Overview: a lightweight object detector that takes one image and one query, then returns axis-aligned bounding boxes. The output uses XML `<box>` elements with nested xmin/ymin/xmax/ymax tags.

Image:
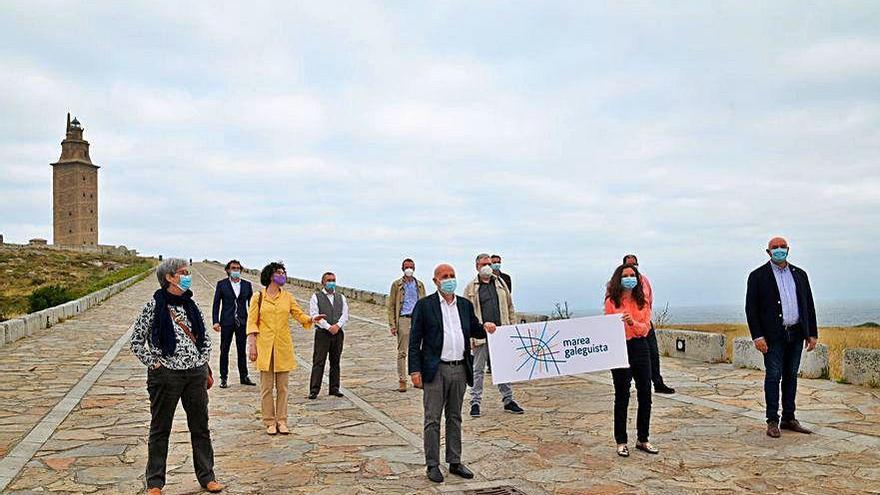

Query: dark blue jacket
<box><xmin>745</xmin><ymin>262</ymin><xmax>818</xmax><ymax>342</ymax></box>
<box><xmin>408</xmin><ymin>292</ymin><xmax>484</xmax><ymax>385</ymax></box>
<box><xmin>212</xmin><ymin>278</ymin><xmax>253</xmax><ymax>327</ymax></box>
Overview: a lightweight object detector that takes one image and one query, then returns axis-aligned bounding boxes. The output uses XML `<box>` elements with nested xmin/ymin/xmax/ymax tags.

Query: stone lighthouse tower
<box><xmin>52</xmin><ymin>113</ymin><xmax>99</xmax><ymax>246</ymax></box>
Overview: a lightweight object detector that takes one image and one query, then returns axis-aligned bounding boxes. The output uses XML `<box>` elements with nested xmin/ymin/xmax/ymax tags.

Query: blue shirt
<box><xmin>771</xmin><ymin>262</ymin><xmax>800</xmax><ymax>326</ymax></box>
<box><xmin>401</xmin><ymin>280</ymin><xmax>418</xmax><ymax>316</ymax></box>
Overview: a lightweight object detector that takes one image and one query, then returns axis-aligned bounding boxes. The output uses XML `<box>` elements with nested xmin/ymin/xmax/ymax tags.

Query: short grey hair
<box><xmin>475</xmin><ymin>253</ymin><xmax>491</xmax><ymax>265</ymax></box>
<box><xmin>157</xmin><ymin>258</ymin><xmax>189</xmax><ymax>289</ymax></box>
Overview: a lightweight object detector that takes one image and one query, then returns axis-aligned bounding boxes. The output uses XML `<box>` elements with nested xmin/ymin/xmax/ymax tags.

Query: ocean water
<box><xmin>532</xmin><ymin>300</ymin><xmax>880</xmax><ymax>327</ymax></box>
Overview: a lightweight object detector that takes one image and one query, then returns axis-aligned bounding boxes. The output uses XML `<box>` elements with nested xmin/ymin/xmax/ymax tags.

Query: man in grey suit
<box><xmin>409</xmin><ymin>263</ymin><xmax>496</xmax><ymax>483</ymax></box>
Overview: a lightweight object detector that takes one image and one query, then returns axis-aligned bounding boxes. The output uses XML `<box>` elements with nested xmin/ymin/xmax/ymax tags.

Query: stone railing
<box><xmin>0</xmin><ymin>268</ymin><xmax>154</xmax><ymax>348</ymax></box>
<box><xmin>843</xmin><ymin>348</ymin><xmax>880</xmax><ymax>387</ymax></box>
<box><xmin>732</xmin><ymin>337</ymin><xmax>830</xmax><ymax>379</ymax></box>
<box><xmin>655</xmin><ymin>328</ymin><xmax>728</xmax><ymax>363</ymax></box>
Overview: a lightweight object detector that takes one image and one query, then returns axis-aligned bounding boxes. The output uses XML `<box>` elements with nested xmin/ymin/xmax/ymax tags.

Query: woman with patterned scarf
<box><xmin>130</xmin><ymin>258</ymin><xmax>224</xmax><ymax>495</ymax></box>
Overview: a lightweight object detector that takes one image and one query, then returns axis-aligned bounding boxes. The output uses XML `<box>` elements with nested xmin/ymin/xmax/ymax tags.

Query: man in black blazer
<box><xmin>409</xmin><ymin>263</ymin><xmax>495</xmax><ymax>484</ymax></box>
<box><xmin>212</xmin><ymin>260</ymin><xmax>255</xmax><ymax>388</ymax></box>
<box><xmin>746</xmin><ymin>237</ymin><xmax>818</xmax><ymax>438</ymax></box>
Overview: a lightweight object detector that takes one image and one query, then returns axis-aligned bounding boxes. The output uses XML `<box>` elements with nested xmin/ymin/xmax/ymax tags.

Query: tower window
<box><xmin>69</xmin><ymin>229</ymin><xmax>72</xmax><ymax>234</ymax></box>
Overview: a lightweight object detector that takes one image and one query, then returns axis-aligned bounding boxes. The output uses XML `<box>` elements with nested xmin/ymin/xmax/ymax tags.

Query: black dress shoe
<box><xmin>426</xmin><ymin>465</ymin><xmax>444</xmax><ymax>483</ymax></box>
<box><xmin>654</xmin><ymin>383</ymin><xmax>675</xmax><ymax>394</ymax></box>
<box><xmin>308</xmin><ymin>393</ymin><xmax>317</xmax><ymax>400</ymax></box>
<box><xmin>219</xmin><ymin>379</ymin><xmax>229</xmax><ymax>389</ymax></box>
<box><xmin>241</xmin><ymin>377</ymin><xmax>256</xmax><ymax>386</ymax></box>
<box><xmin>449</xmin><ymin>463</ymin><xmax>474</xmax><ymax>479</ymax></box>
<box><xmin>330</xmin><ymin>391</ymin><xmax>344</xmax><ymax>397</ymax></box>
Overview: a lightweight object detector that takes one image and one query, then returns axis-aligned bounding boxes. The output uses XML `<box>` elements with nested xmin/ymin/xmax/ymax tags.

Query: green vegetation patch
<box><xmin>0</xmin><ymin>245</ymin><xmax>156</xmax><ymax>320</ymax></box>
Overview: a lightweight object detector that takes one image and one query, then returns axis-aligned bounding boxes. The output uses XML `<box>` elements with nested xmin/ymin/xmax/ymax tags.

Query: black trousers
<box><xmin>309</xmin><ymin>328</ymin><xmax>344</xmax><ymax>395</ymax></box>
<box><xmin>646</xmin><ymin>324</ymin><xmax>666</xmax><ymax>387</ymax></box>
<box><xmin>219</xmin><ymin>323</ymin><xmax>249</xmax><ymax>381</ymax></box>
<box><xmin>611</xmin><ymin>337</ymin><xmax>653</xmax><ymax>444</ymax></box>
<box><xmin>146</xmin><ymin>364</ymin><xmax>215</xmax><ymax>489</ymax></box>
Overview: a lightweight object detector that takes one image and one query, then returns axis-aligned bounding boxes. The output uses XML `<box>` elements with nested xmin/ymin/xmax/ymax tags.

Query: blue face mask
<box><xmin>770</xmin><ymin>248</ymin><xmax>788</xmax><ymax>263</ymax></box>
<box><xmin>621</xmin><ymin>276</ymin><xmax>638</xmax><ymax>290</ymax></box>
<box><xmin>325</xmin><ymin>281</ymin><xmax>337</xmax><ymax>291</ymax></box>
<box><xmin>229</xmin><ymin>271</ymin><xmax>241</xmax><ymax>281</ymax></box>
<box><xmin>491</xmin><ymin>263</ymin><xmax>501</xmax><ymax>271</ymax></box>
<box><xmin>439</xmin><ymin>278</ymin><xmax>457</xmax><ymax>294</ymax></box>
<box><xmin>177</xmin><ymin>274</ymin><xmax>193</xmax><ymax>291</ymax></box>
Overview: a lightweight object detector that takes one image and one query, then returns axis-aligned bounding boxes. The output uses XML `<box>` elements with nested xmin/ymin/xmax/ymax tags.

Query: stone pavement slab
<box><xmin>3</xmin><ymin>263</ymin><xmax>880</xmax><ymax>494</ymax></box>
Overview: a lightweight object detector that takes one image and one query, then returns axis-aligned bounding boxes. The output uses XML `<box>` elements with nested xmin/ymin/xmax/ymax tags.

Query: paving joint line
<box><xmin>0</xmin><ymin>300</ymin><xmax>140</xmax><ymax>491</ymax></box>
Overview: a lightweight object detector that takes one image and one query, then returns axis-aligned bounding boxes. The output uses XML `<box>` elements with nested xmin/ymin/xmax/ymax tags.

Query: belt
<box><xmin>399</xmin><ymin>314</ymin><xmax>412</xmax><ymax>318</ymax></box>
<box><xmin>441</xmin><ymin>360</ymin><xmax>464</xmax><ymax>366</ymax></box>
<box><xmin>784</xmin><ymin>322</ymin><xmax>803</xmax><ymax>331</ymax></box>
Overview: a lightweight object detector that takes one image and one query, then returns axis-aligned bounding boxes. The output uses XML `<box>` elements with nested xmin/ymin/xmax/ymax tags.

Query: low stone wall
<box><xmin>655</xmin><ymin>328</ymin><xmax>727</xmax><ymax>363</ymax></box>
<box><xmin>732</xmin><ymin>337</ymin><xmax>829</xmax><ymax>379</ymax></box>
<box><xmin>843</xmin><ymin>348</ymin><xmax>880</xmax><ymax>387</ymax></box>
<box><xmin>0</xmin><ymin>269</ymin><xmax>154</xmax><ymax>348</ymax></box>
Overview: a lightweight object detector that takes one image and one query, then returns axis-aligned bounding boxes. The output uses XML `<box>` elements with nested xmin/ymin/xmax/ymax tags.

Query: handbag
<box><xmin>169</xmin><ymin>308</ymin><xmax>214</xmax><ymax>389</ymax></box>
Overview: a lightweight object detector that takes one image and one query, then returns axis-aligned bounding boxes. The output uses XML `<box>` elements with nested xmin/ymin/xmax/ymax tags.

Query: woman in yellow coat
<box><xmin>247</xmin><ymin>261</ymin><xmax>324</xmax><ymax>435</ymax></box>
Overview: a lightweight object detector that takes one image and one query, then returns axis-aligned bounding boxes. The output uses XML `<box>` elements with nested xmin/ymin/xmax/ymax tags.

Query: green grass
<box><xmin>0</xmin><ymin>245</ymin><xmax>156</xmax><ymax>320</ymax></box>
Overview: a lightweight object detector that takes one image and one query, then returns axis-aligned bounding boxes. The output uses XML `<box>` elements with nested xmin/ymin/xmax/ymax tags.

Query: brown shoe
<box><xmin>205</xmin><ymin>480</ymin><xmax>224</xmax><ymax>493</ymax></box>
<box><xmin>147</xmin><ymin>488</ymin><xmax>162</xmax><ymax>495</ymax></box>
<box><xmin>277</xmin><ymin>421</ymin><xmax>290</xmax><ymax>435</ymax></box>
<box><xmin>266</xmin><ymin>423</ymin><xmax>278</xmax><ymax>435</ymax></box>
<box><xmin>780</xmin><ymin>419</ymin><xmax>813</xmax><ymax>434</ymax></box>
<box><xmin>398</xmin><ymin>380</ymin><xmax>407</xmax><ymax>392</ymax></box>
<box><xmin>767</xmin><ymin>422</ymin><xmax>781</xmax><ymax>438</ymax></box>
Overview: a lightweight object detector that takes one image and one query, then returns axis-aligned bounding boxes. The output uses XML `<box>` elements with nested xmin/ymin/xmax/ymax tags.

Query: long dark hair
<box><xmin>605</xmin><ymin>263</ymin><xmax>646</xmax><ymax>310</ymax></box>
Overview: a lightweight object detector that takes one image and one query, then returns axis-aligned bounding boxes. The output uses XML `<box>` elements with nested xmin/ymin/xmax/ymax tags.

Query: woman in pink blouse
<box><xmin>604</xmin><ymin>263</ymin><xmax>659</xmax><ymax>457</ymax></box>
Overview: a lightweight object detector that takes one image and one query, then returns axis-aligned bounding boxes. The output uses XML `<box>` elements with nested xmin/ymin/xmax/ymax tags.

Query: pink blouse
<box><xmin>604</xmin><ymin>293</ymin><xmax>652</xmax><ymax>340</ymax></box>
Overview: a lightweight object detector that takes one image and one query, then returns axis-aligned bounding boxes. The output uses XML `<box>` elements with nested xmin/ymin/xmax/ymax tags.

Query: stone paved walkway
<box><xmin>2</xmin><ymin>263</ymin><xmax>879</xmax><ymax>494</ymax></box>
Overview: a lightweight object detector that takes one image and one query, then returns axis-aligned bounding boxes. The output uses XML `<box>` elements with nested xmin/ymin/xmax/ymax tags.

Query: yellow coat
<box><xmin>246</xmin><ymin>289</ymin><xmax>313</xmax><ymax>372</ymax></box>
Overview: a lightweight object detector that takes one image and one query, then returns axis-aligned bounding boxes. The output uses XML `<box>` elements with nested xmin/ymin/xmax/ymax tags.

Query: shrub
<box><xmin>28</xmin><ymin>285</ymin><xmax>73</xmax><ymax>312</ymax></box>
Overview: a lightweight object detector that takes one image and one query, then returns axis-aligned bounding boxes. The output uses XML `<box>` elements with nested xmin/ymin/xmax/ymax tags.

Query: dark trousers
<box><xmin>146</xmin><ymin>364</ymin><xmax>215</xmax><ymax>489</ymax></box>
<box><xmin>646</xmin><ymin>325</ymin><xmax>666</xmax><ymax>387</ymax></box>
<box><xmin>309</xmin><ymin>328</ymin><xmax>344</xmax><ymax>395</ymax></box>
<box><xmin>763</xmin><ymin>326</ymin><xmax>804</xmax><ymax>423</ymax></box>
<box><xmin>423</xmin><ymin>361</ymin><xmax>467</xmax><ymax>467</ymax></box>
<box><xmin>219</xmin><ymin>323</ymin><xmax>249</xmax><ymax>381</ymax></box>
<box><xmin>611</xmin><ymin>337</ymin><xmax>653</xmax><ymax>444</ymax></box>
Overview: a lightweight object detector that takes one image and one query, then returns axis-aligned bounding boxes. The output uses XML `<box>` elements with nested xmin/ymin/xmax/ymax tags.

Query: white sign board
<box><xmin>486</xmin><ymin>314</ymin><xmax>629</xmax><ymax>384</ymax></box>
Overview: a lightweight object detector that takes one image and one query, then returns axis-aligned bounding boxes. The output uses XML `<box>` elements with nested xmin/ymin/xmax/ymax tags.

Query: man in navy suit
<box><xmin>409</xmin><ymin>263</ymin><xmax>495</xmax><ymax>484</ymax></box>
<box><xmin>212</xmin><ymin>260</ymin><xmax>255</xmax><ymax>388</ymax></box>
<box><xmin>746</xmin><ymin>237</ymin><xmax>818</xmax><ymax>438</ymax></box>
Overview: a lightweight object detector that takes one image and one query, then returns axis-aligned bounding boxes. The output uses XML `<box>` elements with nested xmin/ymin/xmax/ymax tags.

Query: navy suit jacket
<box><xmin>212</xmin><ymin>278</ymin><xmax>253</xmax><ymax>327</ymax></box>
<box><xmin>408</xmin><ymin>292</ymin><xmax>485</xmax><ymax>386</ymax></box>
<box><xmin>745</xmin><ymin>261</ymin><xmax>818</xmax><ymax>343</ymax></box>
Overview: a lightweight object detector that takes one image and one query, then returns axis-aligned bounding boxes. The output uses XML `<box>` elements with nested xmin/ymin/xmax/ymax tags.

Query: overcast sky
<box><xmin>2</xmin><ymin>1</ymin><xmax>879</xmax><ymax>312</ymax></box>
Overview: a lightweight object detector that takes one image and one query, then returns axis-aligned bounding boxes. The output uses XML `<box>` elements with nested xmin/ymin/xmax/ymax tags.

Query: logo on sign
<box><xmin>510</xmin><ymin>322</ymin><xmax>566</xmax><ymax>379</ymax></box>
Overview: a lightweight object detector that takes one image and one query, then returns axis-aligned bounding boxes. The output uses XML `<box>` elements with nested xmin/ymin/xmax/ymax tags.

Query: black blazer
<box><xmin>408</xmin><ymin>292</ymin><xmax>485</xmax><ymax>386</ymax></box>
<box><xmin>745</xmin><ymin>262</ymin><xmax>818</xmax><ymax>342</ymax></box>
<box><xmin>212</xmin><ymin>278</ymin><xmax>253</xmax><ymax>327</ymax></box>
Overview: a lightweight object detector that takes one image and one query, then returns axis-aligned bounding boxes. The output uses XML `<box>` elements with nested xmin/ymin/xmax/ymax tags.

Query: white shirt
<box><xmin>309</xmin><ymin>289</ymin><xmax>349</xmax><ymax>330</ymax></box>
<box><xmin>230</xmin><ymin>279</ymin><xmax>241</xmax><ymax>298</ymax></box>
<box><xmin>438</xmin><ymin>294</ymin><xmax>466</xmax><ymax>362</ymax></box>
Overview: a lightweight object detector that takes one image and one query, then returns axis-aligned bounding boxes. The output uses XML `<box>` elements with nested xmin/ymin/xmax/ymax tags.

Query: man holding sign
<box><xmin>409</xmin><ymin>264</ymin><xmax>495</xmax><ymax>483</ymax></box>
<box><xmin>464</xmin><ymin>253</ymin><xmax>525</xmax><ymax>417</ymax></box>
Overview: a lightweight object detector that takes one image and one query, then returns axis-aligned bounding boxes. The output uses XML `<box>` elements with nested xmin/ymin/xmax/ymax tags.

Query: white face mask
<box><xmin>403</xmin><ymin>268</ymin><xmax>414</xmax><ymax>277</ymax></box>
<box><xmin>479</xmin><ymin>265</ymin><xmax>494</xmax><ymax>277</ymax></box>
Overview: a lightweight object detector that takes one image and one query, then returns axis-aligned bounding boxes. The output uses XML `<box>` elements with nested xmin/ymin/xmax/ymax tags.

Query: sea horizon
<box><xmin>522</xmin><ymin>299</ymin><xmax>880</xmax><ymax>327</ymax></box>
